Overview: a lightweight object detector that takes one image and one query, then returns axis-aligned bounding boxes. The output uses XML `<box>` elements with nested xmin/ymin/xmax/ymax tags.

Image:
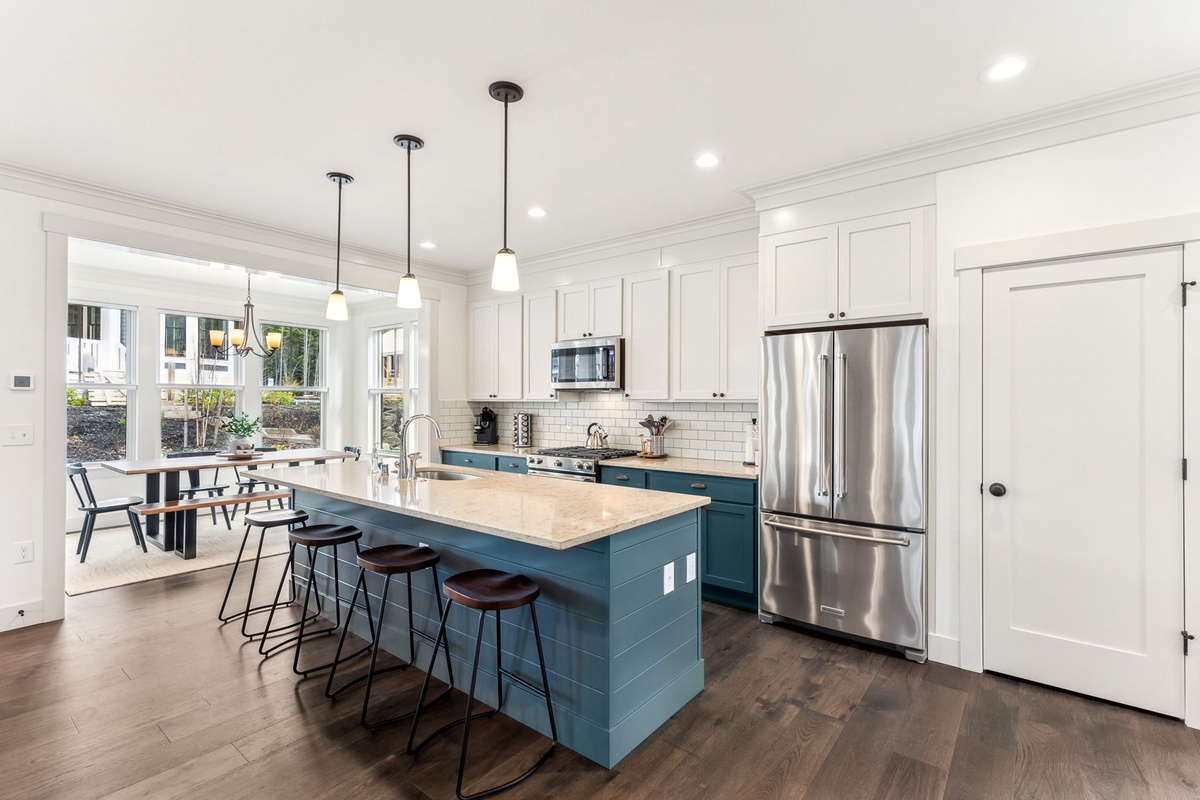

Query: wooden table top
<box><xmin>101</xmin><ymin>448</ymin><xmax>357</xmax><ymax>475</ymax></box>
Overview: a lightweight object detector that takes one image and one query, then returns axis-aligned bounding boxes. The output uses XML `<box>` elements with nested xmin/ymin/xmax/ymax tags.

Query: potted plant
<box><xmin>222</xmin><ymin>412</ymin><xmax>261</xmax><ymax>452</ymax></box>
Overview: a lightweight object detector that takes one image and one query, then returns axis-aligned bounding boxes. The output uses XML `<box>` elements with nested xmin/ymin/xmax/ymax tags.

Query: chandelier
<box><xmin>208</xmin><ymin>274</ymin><xmax>281</xmax><ymax>358</ymax></box>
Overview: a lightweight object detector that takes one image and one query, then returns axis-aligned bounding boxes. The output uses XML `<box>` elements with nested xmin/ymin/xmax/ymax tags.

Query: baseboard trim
<box><xmin>928</xmin><ymin>633</ymin><xmax>963</xmax><ymax>668</ymax></box>
<box><xmin>1</xmin><ymin>600</ymin><xmax>48</xmax><ymax>632</ymax></box>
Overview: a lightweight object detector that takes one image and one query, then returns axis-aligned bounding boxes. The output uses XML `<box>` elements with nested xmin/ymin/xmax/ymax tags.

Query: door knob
<box><xmin>989</xmin><ymin>482</ymin><xmax>1007</xmax><ymax>497</ymax></box>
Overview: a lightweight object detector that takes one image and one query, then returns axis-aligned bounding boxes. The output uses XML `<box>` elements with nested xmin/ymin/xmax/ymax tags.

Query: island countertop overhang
<box><xmin>266</xmin><ymin>461</ymin><xmax>709</xmax><ymax>550</ymax></box>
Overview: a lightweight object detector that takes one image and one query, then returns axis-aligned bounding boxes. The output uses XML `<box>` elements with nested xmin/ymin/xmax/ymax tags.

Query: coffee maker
<box><xmin>473</xmin><ymin>406</ymin><xmax>498</xmax><ymax>446</ymax></box>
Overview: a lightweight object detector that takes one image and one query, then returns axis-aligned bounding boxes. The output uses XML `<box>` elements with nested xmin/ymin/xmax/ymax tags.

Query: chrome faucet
<box><xmin>399</xmin><ymin>414</ymin><xmax>443</xmax><ymax>480</ymax></box>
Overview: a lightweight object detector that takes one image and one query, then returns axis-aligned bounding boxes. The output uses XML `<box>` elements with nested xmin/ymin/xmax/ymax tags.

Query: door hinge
<box><xmin>1184</xmin><ymin>630</ymin><xmax>1195</xmax><ymax>656</ymax></box>
<box><xmin>1184</xmin><ymin>281</ymin><xmax>1197</xmax><ymax>306</ymax></box>
<box><xmin>1185</xmin><ymin>458</ymin><xmax>1189</xmax><ymax>480</ymax></box>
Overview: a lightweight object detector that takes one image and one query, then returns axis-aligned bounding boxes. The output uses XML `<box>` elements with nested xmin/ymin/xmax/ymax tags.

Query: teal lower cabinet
<box><xmin>603</xmin><ymin>465</ymin><xmax>758</xmax><ymax>610</ymax></box>
<box><xmin>497</xmin><ymin>456</ymin><xmax>529</xmax><ymax>474</ymax></box>
<box><xmin>441</xmin><ymin>450</ymin><xmax>505</xmax><ymax>471</ymax></box>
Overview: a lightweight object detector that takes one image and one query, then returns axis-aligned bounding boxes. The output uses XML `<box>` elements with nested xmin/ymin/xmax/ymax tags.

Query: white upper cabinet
<box><xmin>523</xmin><ymin>289</ymin><xmax>559</xmax><ymax>401</ymax></box>
<box><xmin>761</xmin><ymin>207</ymin><xmax>927</xmax><ymax>329</ymax></box>
<box><xmin>623</xmin><ymin>271</ymin><xmax>670</xmax><ymax>400</ymax></box>
<box><xmin>468</xmin><ymin>296</ymin><xmax>523</xmax><ymax>401</ymax></box>
<box><xmin>558</xmin><ymin>277</ymin><xmax>623</xmax><ymax>340</ymax></box>
<box><xmin>672</xmin><ymin>259</ymin><xmax>759</xmax><ymax>401</ymax></box>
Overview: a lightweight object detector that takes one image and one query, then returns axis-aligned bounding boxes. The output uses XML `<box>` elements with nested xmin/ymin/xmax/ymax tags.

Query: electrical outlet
<box><xmin>663</xmin><ymin>563</ymin><xmax>675</xmax><ymax>595</ymax></box>
<box><xmin>14</xmin><ymin>541</ymin><xmax>33</xmax><ymax>563</ymax></box>
<box><xmin>565</xmin><ymin>416</ymin><xmax>574</xmax><ymax>432</ymax></box>
<box><xmin>686</xmin><ymin>552</ymin><xmax>696</xmax><ymax>583</ymax></box>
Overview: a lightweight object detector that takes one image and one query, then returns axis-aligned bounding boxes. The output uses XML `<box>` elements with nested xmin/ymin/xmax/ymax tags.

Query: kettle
<box><xmin>585</xmin><ymin>422</ymin><xmax>609</xmax><ymax>449</ymax></box>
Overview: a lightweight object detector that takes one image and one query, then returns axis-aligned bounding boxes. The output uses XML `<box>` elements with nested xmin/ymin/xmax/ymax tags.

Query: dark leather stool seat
<box><xmin>289</xmin><ymin>524</ymin><xmax>361</xmax><ymax>547</ymax></box>
<box><xmin>244</xmin><ymin>508</ymin><xmax>308</xmax><ymax>528</ymax></box>
<box><xmin>407</xmin><ymin>569</ymin><xmax>558</xmax><ymax>800</ymax></box>
<box><xmin>325</xmin><ymin>542</ymin><xmax>454</xmax><ymax>731</ymax></box>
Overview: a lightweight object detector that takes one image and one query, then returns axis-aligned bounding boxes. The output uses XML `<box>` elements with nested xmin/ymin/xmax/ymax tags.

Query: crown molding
<box><xmin>465</xmin><ymin>206</ymin><xmax>757</xmax><ymax>285</ymax></box>
<box><xmin>742</xmin><ymin>69</ymin><xmax>1200</xmax><ymax>210</ymax></box>
<box><xmin>0</xmin><ymin>160</ymin><xmax>469</xmax><ymax>285</ymax></box>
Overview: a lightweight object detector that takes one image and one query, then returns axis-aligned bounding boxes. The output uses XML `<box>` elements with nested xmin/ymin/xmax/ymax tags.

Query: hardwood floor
<box><xmin>2</xmin><ymin>562</ymin><xmax>1200</xmax><ymax>799</ymax></box>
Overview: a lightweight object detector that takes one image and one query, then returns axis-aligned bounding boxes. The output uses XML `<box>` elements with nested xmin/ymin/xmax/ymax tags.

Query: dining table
<box><xmin>100</xmin><ymin>448</ymin><xmax>357</xmax><ymax>559</ymax></box>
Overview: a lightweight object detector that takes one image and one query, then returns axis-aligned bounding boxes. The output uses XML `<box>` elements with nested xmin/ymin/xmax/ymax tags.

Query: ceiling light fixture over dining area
<box><xmin>208</xmin><ymin>273</ymin><xmax>282</xmax><ymax>357</ymax></box>
<box><xmin>325</xmin><ymin>171</ymin><xmax>354</xmax><ymax>321</ymax></box>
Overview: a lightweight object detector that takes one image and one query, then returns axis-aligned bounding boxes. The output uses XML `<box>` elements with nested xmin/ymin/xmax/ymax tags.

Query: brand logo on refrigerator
<box><xmin>819</xmin><ymin>604</ymin><xmax>846</xmax><ymax>617</ymax></box>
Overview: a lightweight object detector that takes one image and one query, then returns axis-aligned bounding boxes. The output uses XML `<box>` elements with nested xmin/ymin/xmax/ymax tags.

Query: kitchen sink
<box><xmin>415</xmin><ymin>469</ymin><xmax>482</xmax><ymax>481</ymax></box>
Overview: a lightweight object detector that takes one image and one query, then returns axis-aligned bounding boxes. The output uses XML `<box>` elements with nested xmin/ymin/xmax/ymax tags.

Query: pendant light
<box><xmin>393</xmin><ymin>134</ymin><xmax>424</xmax><ymax>309</ymax></box>
<box><xmin>489</xmin><ymin>81</ymin><xmax>523</xmax><ymax>292</ymax></box>
<box><xmin>325</xmin><ymin>171</ymin><xmax>354</xmax><ymax>321</ymax></box>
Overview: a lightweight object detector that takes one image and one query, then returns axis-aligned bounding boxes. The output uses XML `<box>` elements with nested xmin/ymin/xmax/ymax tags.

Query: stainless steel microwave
<box><xmin>550</xmin><ymin>337</ymin><xmax>624</xmax><ymax>391</ymax></box>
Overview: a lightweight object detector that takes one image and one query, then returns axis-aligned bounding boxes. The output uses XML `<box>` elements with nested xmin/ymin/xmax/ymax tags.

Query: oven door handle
<box><xmin>764</xmin><ymin>517</ymin><xmax>910</xmax><ymax>547</ymax></box>
<box><xmin>528</xmin><ymin>469</ymin><xmax>595</xmax><ymax>483</ymax></box>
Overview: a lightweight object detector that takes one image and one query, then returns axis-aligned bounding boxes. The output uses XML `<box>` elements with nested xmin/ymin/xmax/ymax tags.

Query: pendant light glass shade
<box><xmin>492</xmin><ymin>249</ymin><xmax>519</xmax><ymax>292</ymax></box>
<box><xmin>489</xmin><ymin>81</ymin><xmax>523</xmax><ymax>292</ymax></box>
<box><xmin>325</xmin><ymin>172</ymin><xmax>354</xmax><ymax>321</ymax></box>
<box><xmin>396</xmin><ymin>273</ymin><xmax>422</xmax><ymax>308</ymax></box>
<box><xmin>325</xmin><ymin>290</ymin><xmax>349</xmax><ymax>321</ymax></box>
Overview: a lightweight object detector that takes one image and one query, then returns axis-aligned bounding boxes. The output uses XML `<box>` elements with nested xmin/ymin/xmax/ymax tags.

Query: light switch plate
<box><xmin>686</xmin><ymin>552</ymin><xmax>696</xmax><ymax>583</ymax></box>
<box><xmin>2</xmin><ymin>424</ymin><xmax>34</xmax><ymax>446</ymax></box>
<box><xmin>663</xmin><ymin>563</ymin><xmax>675</xmax><ymax>595</ymax></box>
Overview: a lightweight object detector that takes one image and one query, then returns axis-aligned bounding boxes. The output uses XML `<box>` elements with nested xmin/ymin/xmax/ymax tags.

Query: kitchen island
<box><xmin>265</xmin><ymin>461</ymin><xmax>709</xmax><ymax>769</ymax></box>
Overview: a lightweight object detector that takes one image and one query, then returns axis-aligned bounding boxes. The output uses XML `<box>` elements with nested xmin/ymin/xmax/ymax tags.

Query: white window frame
<box><xmin>66</xmin><ymin>300</ymin><xmax>137</xmax><ymax>463</ymax></box>
<box><xmin>156</xmin><ymin>311</ymin><xmax>245</xmax><ymax>455</ymax></box>
<box><xmin>369</xmin><ymin>323</ymin><xmax>417</xmax><ymax>456</ymax></box>
<box><xmin>258</xmin><ymin>321</ymin><xmax>328</xmax><ymax>450</ymax></box>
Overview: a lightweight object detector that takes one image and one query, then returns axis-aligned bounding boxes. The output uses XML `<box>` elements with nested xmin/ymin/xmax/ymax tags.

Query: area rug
<box><xmin>65</xmin><ymin>516</ymin><xmax>290</xmax><ymax>596</ymax></box>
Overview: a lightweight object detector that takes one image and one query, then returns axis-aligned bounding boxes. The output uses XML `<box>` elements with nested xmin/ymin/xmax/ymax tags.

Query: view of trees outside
<box><xmin>260</xmin><ymin>325</ymin><xmax>323</xmax><ymax>450</ymax></box>
<box><xmin>374</xmin><ymin>326</ymin><xmax>406</xmax><ymax>452</ymax></box>
<box><xmin>66</xmin><ymin>304</ymin><xmax>134</xmax><ymax>462</ymax></box>
<box><xmin>160</xmin><ymin>315</ymin><xmax>240</xmax><ymax>454</ymax></box>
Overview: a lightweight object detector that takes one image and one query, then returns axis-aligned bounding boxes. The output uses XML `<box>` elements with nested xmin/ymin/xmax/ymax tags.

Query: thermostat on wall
<box><xmin>10</xmin><ymin>375</ymin><xmax>34</xmax><ymax>391</ymax></box>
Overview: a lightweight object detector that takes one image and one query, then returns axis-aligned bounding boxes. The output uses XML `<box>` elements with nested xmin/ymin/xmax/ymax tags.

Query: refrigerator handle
<box><xmin>836</xmin><ymin>352</ymin><xmax>847</xmax><ymax>499</ymax></box>
<box><xmin>818</xmin><ymin>353</ymin><xmax>829</xmax><ymax>497</ymax></box>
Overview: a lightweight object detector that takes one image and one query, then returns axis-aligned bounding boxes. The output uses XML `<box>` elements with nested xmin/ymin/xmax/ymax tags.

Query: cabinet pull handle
<box><xmin>464</xmin><ymin>458</ymin><xmax>473</xmax><ymax>463</ymax></box>
<box><xmin>508</xmin><ymin>462</ymin><xmax>518</xmax><ymax>468</ymax></box>
<box><xmin>617</xmin><ymin>475</ymin><xmax>629</xmax><ymax>481</ymax></box>
<box><xmin>691</xmin><ymin>482</ymin><xmax>707</xmax><ymax>490</ymax></box>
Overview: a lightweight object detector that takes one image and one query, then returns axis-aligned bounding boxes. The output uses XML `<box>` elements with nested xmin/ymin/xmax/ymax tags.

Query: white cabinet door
<box><xmin>590</xmin><ymin>277</ymin><xmax>624</xmax><ymax>337</ymax></box>
<box><xmin>761</xmin><ymin>225</ymin><xmax>838</xmax><ymax>328</ymax></box>
<box><xmin>983</xmin><ymin>247</ymin><xmax>1184</xmax><ymax>717</ymax></box>
<box><xmin>838</xmin><ymin>208</ymin><xmax>924</xmax><ymax>321</ymax></box>
<box><xmin>467</xmin><ymin>300</ymin><xmax>497</xmax><ymax>401</ymax></box>
<box><xmin>523</xmin><ymin>290</ymin><xmax>558</xmax><ymax>401</ymax></box>
<box><xmin>558</xmin><ymin>284</ymin><xmax>590</xmax><ymax>341</ymax></box>
<box><xmin>495</xmin><ymin>297</ymin><xmax>523</xmax><ymax>400</ymax></box>
<box><xmin>671</xmin><ymin>264</ymin><xmax>721</xmax><ymax>400</ymax></box>
<box><xmin>721</xmin><ymin>260</ymin><xmax>759</xmax><ymax>400</ymax></box>
<box><xmin>624</xmin><ymin>271</ymin><xmax>669</xmax><ymax>400</ymax></box>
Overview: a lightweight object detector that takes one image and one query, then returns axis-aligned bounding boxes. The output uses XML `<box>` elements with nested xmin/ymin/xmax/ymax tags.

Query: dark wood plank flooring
<box><xmin>2</xmin><ymin>559</ymin><xmax>1200</xmax><ymax>799</ymax></box>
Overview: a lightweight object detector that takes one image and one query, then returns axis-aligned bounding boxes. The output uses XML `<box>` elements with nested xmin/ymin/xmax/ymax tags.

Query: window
<box><xmin>260</xmin><ymin>324</ymin><xmax>325</xmax><ymax>450</ymax></box>
<box><xmin>66</xmin><ymin>304</ymin><xmax>135</xmax><ymax>462</ymax></box>
<box><xmin>371</xmin><ymin>324</ymin><xmax>416</xmax><ymax>453</ymax></box>
<box><xmin>159</xmin><ymin>313</ymin><xmax>241</xmax><ymax>455</ymax></box>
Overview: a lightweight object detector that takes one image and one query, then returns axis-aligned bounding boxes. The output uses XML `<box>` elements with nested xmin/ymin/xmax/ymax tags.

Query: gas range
<box><xmin>527</xmin><ymin>446</ymin><xmax>639</xmax><ymax>482</ymax></box>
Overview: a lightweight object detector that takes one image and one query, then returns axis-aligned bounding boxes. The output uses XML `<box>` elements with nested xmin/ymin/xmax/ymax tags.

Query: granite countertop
<box><xmin>267</xmin><ymin>461</ymin><xmax>708</xmax><ymax>550</ymax></box>
<box><xmin>440</xmin><ymin>443</ymin><xmax>758</xmax><ymax>479</ymax></box>
<box><xmin>603</xmin><ymin>455</ymin><xmax>759</xmax><ymax>480</ymax></box>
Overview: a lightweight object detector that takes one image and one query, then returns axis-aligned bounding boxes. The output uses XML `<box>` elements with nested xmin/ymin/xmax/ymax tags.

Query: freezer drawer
<box><xmin>759</xmin><ymin>514</ymin><xmax>925</xmax><ymax>651</ymax></box>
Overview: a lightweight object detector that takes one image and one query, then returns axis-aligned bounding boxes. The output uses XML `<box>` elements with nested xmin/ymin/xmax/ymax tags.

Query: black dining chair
<box><xmin>165</xmin><ymin>450</ymin><xmax>232</xmax><ymax>529</ymax></box>
<box><xmin>67</xmin><ymin>463</ymin><xmax>147</xmax><ymax>563</ymax></box>
<box><xmin>343</xmin><ymin>446</ymin><xmax>362</xmax><ymax>461</ymax></box>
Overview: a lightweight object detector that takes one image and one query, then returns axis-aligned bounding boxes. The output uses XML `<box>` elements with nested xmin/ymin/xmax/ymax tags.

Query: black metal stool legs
<box><xmin>217</xmin><ymin>522</ymin><xmax>298</xmax><ymax>630</ymax></box>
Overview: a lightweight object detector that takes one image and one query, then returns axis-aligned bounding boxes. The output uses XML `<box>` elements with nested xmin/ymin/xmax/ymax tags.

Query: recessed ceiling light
<box><xmin>982</xmin><ymin>55</ymin><xmax>1033</xmax><ymax>82</ymax></box>
<box><xmin>419</xmin><ymin>241</ymin><xmax>437</xmax><ymax>249</ymax></box>
<box><xmin>527</xmin><ymin>207</ymin><xmax>547</xmax><ymax>218</ymax></box>
<box><xmin>695</xmin><ymin>153</ymin><xmax>720</xmax><ymax>169</ymax></box>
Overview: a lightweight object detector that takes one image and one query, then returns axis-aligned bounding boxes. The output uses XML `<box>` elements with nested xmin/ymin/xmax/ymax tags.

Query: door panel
<box><xmin>832</xmin><ymin>325</ymin><xmax>925</xmax><ymax>530</ymax></box>
<box><xmin>983</xmin><ymin>247</ymin><xmax>1184</xmax><ymax>717</ymax></box>
<box><xmin>760</xmin><ymin>332</ymin><xmax>833</xmax><ymax>519</ymax></box>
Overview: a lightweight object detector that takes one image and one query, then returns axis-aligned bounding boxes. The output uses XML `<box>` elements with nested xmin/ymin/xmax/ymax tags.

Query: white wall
<box><xmin>934</xmin><ymin>112</ymin><xmax>1200</xmax><ymax>667</ymax></box>
<box><xmin>0</xmin><ymin>181</ymin><xmax>467</xmax><ymax>633</ymax></box>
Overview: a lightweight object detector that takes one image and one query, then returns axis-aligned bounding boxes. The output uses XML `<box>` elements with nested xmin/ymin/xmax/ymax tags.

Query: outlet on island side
<box><xmin>14</xmin><ymin>541</ymin><xmax>33</xmax><ymax>564</ymax></box>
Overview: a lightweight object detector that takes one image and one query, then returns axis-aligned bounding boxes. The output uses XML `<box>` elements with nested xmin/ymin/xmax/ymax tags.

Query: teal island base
<box><xmin>293</xmin><ymin>489</ymin><xmax>704</xmax><ymax>769</ymax></box>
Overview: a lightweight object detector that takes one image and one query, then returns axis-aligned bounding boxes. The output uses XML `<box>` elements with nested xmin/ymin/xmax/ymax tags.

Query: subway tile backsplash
<box><xmin>437</xmin><ymin>397</ymin><xmax>759</xmax><ymax>462</ymax></box>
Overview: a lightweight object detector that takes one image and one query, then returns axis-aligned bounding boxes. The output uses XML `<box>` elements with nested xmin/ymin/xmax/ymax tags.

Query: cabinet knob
<box><xmin>839</xmin><ymin>312</ymin><xmax>845</xmax><ymax>318</ymax></box>
<box><xmin>828</xmin><ymin>313</ymin><xmax>835</xmax><ymax>319</ymax></box>
<box><xmin>712</xmin><ymin>392</ymin><xmax>718</xmax><ymax>398</ymax></box>
<box><xmin>719</xmin><ymin>393</ymin><xmax>725</xmax><ymax>398</ymax></box>
<box><xmin>624</xmin><ymin>393</ymin><xmax>629</xmax><ymax>398</ymax></box>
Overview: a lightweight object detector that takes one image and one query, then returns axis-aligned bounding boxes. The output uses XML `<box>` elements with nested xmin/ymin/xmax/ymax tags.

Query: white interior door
<box><xmin>983</xmin><ymin>247</ymin><xmax>1184</xmax><ymax>717</ymax></box>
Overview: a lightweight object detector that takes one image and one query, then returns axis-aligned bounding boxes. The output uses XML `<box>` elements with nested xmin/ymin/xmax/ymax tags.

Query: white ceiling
<box><xmin>4</xmin><ymin>1</ymin><xmax>1200</xmax><ymax>273</ymax></box>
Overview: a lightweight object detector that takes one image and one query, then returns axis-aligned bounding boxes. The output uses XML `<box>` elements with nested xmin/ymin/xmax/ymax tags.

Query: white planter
<box><xmin>232</xmin><ymin>436</ymin><xmax>255</xmax><ymax>452</ymax></box>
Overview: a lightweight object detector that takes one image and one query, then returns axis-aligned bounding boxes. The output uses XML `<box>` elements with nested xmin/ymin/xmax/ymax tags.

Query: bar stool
<box><xmin>407</xmin><ymin>569</ymin><xmax>558</xmax><ymax>800</ymax></box>
<box><xmin>324</xmin><ymin>543</ymin><xmax>455</xmax><ymax>730</ymax></box>
<box><xmin>258</xmin><ymin>523</ymin><xmax>364</xmax><ymax>676</ymax></box>
<box><xmin>217</xmin><ymin>507</ymin><xmax>308</xmax><ymax>638</ymax></box>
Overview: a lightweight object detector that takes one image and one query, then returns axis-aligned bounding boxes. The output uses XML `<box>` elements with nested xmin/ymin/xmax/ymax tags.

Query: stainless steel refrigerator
<box><xmin>759</xmin><ymin>323</ymin><xmax>927</xmax><ymax>662</ymax></box>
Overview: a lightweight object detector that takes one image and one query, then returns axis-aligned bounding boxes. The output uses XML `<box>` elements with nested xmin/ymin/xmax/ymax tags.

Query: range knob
<box><xmin>581</xmin><ymin>461</ymin><xmax>594</xmax><ymax>472</ymax></box>
<box><xmin>554</xmin><ymin>459</ymin><xmax>563</xmax><ymax>468</ymax></box>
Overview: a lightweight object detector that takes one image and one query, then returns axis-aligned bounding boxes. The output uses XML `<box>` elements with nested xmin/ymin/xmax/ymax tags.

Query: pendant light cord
<box><xmin>335</xmin><ymin>179</ymin><xmax>343</xmax><ymax>290</ymax></box>
<box><xmin>406</xmin><ymin>145</ymin><xmax>412</xmax><ymax>276</ymax></box>
<box><xmin>502</xmin><ymin>99</ymin><xmax>509</xmax><ymax>250</ymax></box>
